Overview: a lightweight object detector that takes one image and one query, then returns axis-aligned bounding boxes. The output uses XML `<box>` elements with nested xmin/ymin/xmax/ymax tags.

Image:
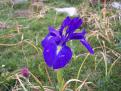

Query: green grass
<box><xmin>0</xmin><ymin>0</ymin><xmax>121</xmax><ymax>91</ymax></box>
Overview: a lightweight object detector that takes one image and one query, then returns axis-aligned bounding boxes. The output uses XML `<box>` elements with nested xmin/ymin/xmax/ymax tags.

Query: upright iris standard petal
<box><xmin>53</xmin><ymin>45</ymin><xmax>72</xmax><ymax>69</ymax></box>
<box><xmin>80</xmin><ymin>38</ymin><xmax>94</xmax><ymax>54</ymax></box>
<box><xmin>43</xmin><ymin>43</ymin><xmax>57</xmax><ymax>67</ymax></box>
<box><xmin>59</xmin><ymin>16</ymin><xmax>71</xmax><ymax>34</ymax></box>
<box><xmin>66</xmin><ymin>17</ymin><xmax>83</xmax><ymax>34</ymax></box>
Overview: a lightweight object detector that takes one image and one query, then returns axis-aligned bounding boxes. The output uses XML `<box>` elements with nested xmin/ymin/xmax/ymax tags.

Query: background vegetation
<box><xmin>0</xmin><ymin>0</ymin><xmax>121</xmax><ymax>91</ymax></box>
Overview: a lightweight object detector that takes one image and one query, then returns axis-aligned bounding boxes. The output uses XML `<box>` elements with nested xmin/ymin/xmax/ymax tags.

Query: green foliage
<box><xmin>65</xmin><ymin>0</ymin><xmax>82</xmax><ymax>4</ymax></box>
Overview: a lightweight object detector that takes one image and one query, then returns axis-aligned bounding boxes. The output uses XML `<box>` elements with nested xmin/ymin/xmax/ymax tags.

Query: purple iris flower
<box><xmin>41</xmin><ymin>16</ymin><xmax>94</xmax><ymax>69</ymax></box>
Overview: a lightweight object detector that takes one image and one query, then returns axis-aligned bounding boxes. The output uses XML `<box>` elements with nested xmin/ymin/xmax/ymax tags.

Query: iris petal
<box><xmin>43</xmin><ymin>43</ymin><xmax>57</xmax><ymax>67</ymax></box>
<box><xmin>48</xmin><ymin>26</ymin><xmax>61</xmax><ymax>38</ymax></box>
<box><xmin>81</xmin><ymin>28</ymin><xmax>86</xmax><ymax>35</ymax></box>
<box><xmin>66</xmin><ymin>17</ymin><xmax>83</xmax><ymax>34</ymax></box>
<box><xmin>66</xmin><ymin>29</ymin><xmax>86</xmax><ymax>42</ymax></box>
<box><xmin>41</xmin><ymin>34</ymin><xmax>56</xmax><ymax>48</ymax></box>
<box><xmin>59</xmin><ymin>16</ymin><xmax>71</xmax><ymax>35</ymax></box>
<box><xmin>69</xmin><ymin>29</ymin><xmax>86</xmax><ymax>40</ymax></box>
<box><xmin>80</xmin><ymin>38</ymin><xmax>94</xmax><ymax>54</ymax></box>
<box><xmin>69</xmin><ymin>33</ymin><xmax>84</xmax><ymax>39</ymax></box>
<box><xmin>53</xmin><ymin>45</ymin><xmax>72</xmax><ymax>69</ymax></box>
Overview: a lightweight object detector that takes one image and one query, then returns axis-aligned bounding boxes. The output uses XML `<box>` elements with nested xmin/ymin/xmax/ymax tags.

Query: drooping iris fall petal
<box><xmin>43</xmin><ymin>43</ymin><xmax>57</xmax><ymax>67</ymax></box>
<box><xmin>41</xmin><ymin>34</ymin><xmax>56</xmax><ymax>48</ymax></box>
<box><xmin>53</xmin><ymin>45</ymin><xmax>72</xmax><ymax>69</ymax></box>
<box><xmin>80</xmin><ymin>38</ymin><xmax>94</xmax><ymax>54</ymax></box>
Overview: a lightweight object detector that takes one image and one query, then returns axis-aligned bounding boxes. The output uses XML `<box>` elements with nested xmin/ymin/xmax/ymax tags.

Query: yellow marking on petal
<box><xmin>57</xmin><ymin>46</ymin><xmax>62</xmax><ymax>54</ymax></box>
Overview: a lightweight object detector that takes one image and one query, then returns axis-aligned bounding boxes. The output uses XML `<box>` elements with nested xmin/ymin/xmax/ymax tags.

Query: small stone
<box><xmin>54</xmin><ymin>7</ymin><xmax>78</xmax><ymax>16</ymax></box>
<box><xmin>2</xmin><ymin>65</ymin><xmax>5</xmax><ymax>68</ymax></box>
<box><xmin>111</xmin><ymin>2</ymin><xmax>121</xmax><ymax>9</ymax></box>
<box><xmin>14</xmin><ymin>10</ymin><xmax>33</xmax><ymax>18</ymax></box>
<box><xmin>11</xmin><ymin>0</ymin><xmax>28</xmax><ymax>4</ymax></box>
<box><xmin>0</xmin><ymin>22</ymin><xmax>8</xmax><ymax>29</ymax></box>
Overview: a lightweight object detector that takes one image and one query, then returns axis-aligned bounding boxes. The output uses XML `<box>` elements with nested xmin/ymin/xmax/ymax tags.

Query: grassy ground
<box><xmin>0</xmin><ymin>0</ymin><xmax>121</xmax><ymax>91</ymax></box>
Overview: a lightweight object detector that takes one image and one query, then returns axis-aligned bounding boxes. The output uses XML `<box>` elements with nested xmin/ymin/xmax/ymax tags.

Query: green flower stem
<box><xmin>56</xmin><ymin>69</ymin><xmax>65</xmax><ymax>91</ymax></box>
